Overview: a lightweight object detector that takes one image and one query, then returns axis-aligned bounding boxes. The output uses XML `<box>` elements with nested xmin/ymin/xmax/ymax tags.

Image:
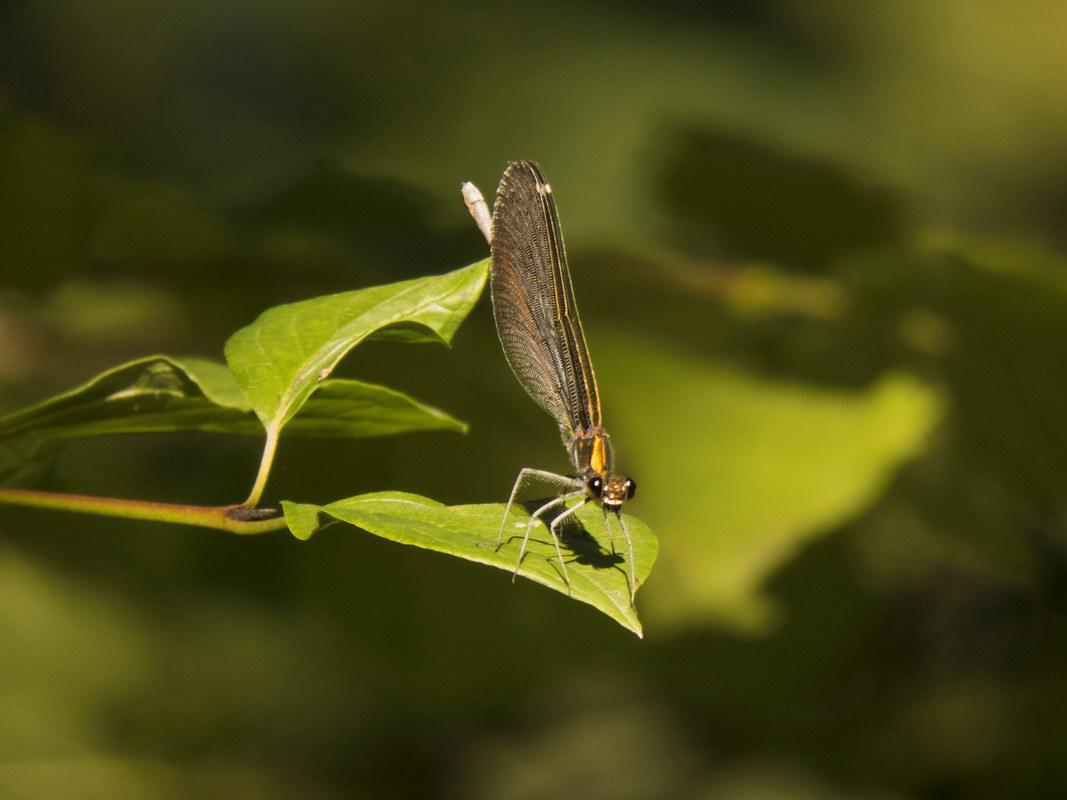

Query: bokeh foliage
<box><xmin>3</xmin><ymin>0</ymin><xmax>1067</xmax><ymax>797</ymax></box>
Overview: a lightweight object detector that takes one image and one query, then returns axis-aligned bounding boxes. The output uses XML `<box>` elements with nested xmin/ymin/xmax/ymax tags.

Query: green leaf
<box><xmin>223</xmin><ymin>260</ymin><xmax>488</xmax><ymax>439</ymax></box>
<box><xmin>0</xmin><ymin>355</ymin><xmax>465</xmax><ymax>441</ymax></box>
<box><xmin>282</xmin><ymin>491</ymin><xmax>657</xmax><ymax>637</ymax></box>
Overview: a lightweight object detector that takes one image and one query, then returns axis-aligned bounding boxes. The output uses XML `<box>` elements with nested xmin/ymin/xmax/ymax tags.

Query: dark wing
<box><xmin>489</xmin><ymin>160</ymin><xmax>601</xmax><ymax>439</ymax></box>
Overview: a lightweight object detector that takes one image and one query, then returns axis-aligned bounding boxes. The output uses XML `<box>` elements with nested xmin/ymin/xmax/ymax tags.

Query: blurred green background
<box><xmin>3</xmin><ymin>1</ymin><xmax>1067</xmax><ymax>797</ymax></box>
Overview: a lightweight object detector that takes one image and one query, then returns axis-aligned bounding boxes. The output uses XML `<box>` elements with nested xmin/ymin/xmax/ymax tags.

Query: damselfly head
<box><xmin>586</xmin><ymin>474</ymin><xmax>636</xmax><ymax>509</ymax></box>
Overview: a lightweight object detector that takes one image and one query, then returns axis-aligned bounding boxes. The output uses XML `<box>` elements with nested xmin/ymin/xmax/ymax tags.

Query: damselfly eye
<box><xmin>623</xmin><ymin>477</ymin><xmax>636</xmax><ymax>499</ymax></box>
<box><xmin>586</xmin><ymin>476</ymin><xmax>604</xmax><ymax>498</ymax></box>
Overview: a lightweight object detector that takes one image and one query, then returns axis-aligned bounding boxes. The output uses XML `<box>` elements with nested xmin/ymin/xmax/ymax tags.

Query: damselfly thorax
<box><xmin>569</xmin><ymin>428</ymin><xmax>636</xmax><ymax>510</ymax></box>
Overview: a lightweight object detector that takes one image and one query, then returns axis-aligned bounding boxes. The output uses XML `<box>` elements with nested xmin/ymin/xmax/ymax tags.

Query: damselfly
<box><xmin>462</xmin><ymin>161</ymin><xmax>638</xmax><ymax>602</ymax></box>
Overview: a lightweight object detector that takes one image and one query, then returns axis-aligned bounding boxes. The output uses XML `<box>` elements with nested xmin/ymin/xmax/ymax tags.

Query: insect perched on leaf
<box><xmin>462</xmin><ymin>161</ymin><xmax>639</xmax><ymax>602</ymax></box>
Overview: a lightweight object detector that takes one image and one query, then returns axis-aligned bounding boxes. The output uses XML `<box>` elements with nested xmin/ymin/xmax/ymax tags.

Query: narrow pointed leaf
<box><xmin>282</xmin><ymin>491</ymin><xmax>657</xmax><ymax>636</ymax></box>
<box><xmin>224</xmin><ymin>260</ymin><xmax>488</xmax><ymax>436</ymax></box>
<box><xmin>0</xmin><ymin>356</ymin><xmax>245</xmax><ymax>439</ymax></box>
<box><xmin>0</xmin><ymin>356</ymin><xmax>464</xmax><ymax>441</ymax></box>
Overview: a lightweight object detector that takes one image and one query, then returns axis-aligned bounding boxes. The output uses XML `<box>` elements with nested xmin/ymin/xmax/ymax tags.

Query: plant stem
<box><xmin>243</xmin><ymin>425</ymin><xmax>280</xmax><ymax>508</ymax></box>
<box><xmin>0</xmin><ymin>487</ymin><xmax>288</xmax><ymax>534</ymax></box>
